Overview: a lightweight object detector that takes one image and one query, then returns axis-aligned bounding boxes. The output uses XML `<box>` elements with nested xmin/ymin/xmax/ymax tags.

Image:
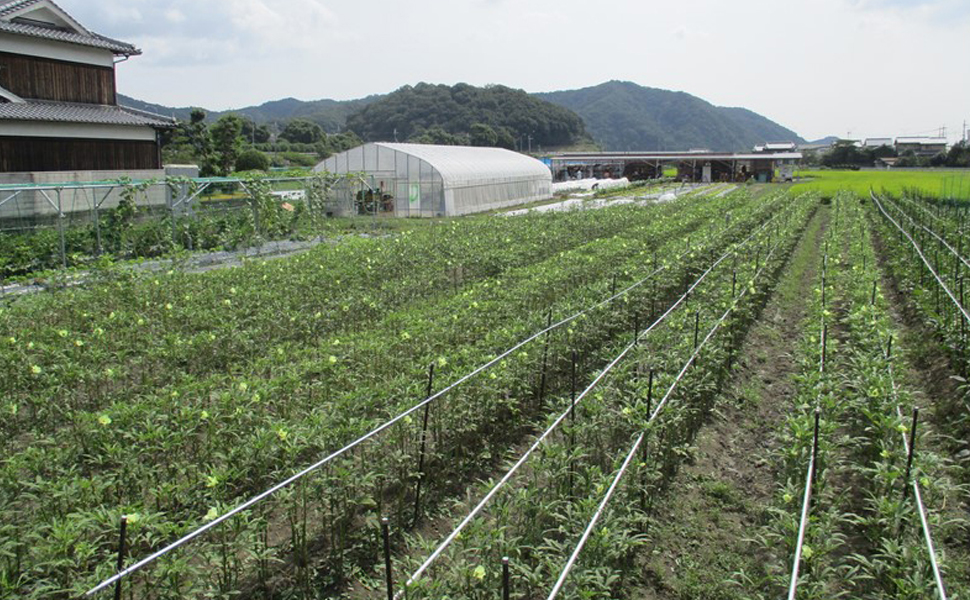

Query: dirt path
<box><xmin>635</xmin><ymin>205</ymin><xmax>829</xmax><ymax>599</ymax></box>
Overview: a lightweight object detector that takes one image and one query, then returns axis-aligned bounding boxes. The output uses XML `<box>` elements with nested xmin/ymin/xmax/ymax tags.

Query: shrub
<box><xmin>236</xmin><ymin>149</ymin><xmax>270</xmax><ymax>172</ymax></box>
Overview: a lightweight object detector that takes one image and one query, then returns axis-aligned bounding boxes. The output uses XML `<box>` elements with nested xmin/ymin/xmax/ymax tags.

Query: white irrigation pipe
<box><xmin>882</xmin><ymin>196</ymin><xmax>970</xmax><ymax>272</ymax></box>
<box><xmin>547</xmin><ymin>231</ymin><xmax>787</xmax><ymax>600</ymax></box>
<box><xmin>888</xmin><ymin>365</ymin><xmax>949</xmax><ymax>600</ymax></box>
<box><xmin>86</xmin><ymin>192</ymin><xmax>791</xmax><ymax>596</ymax></box>
<box><xmin>397</xmin><ymin>209</ymin><xmax>780</xmax><ymax>596</ymax></box>
<box><xmin>872</xmin><ymin>193</ymin><xmax>970</xmax><ymax>326</ymax></box>
<box><xmin>786</xmin><ymin>440</ymin><xmax>817</xmax><ymax>600</ymax></box>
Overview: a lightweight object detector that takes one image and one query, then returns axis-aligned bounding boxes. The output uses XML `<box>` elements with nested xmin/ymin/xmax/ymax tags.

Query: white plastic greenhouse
<box><xmin>314</xmin><ymin>143</ymin><xmax>552</xmax><ymax>217</ymax></box>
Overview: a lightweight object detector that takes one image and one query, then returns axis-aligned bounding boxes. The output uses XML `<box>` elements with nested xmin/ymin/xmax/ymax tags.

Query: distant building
<box><xmin>755</xmin><ymin>142</ymin><xmax>797</xmax><ymax>153</ymax></box>
<box><xmin>0</xmin><ymin>0</ymin><xmax>174</xmax><ymax>173</ymax></box>
<box><xmin>863</xmin><ymin>137</ymin><xmax>894</xmax><ymax>148</ymax></box>
<box><xmin>895</xmin><ymin>137</ymin><xmax>947</xmax><ymax>157</ymax></box>
<box><xmin>764</xmin><ymin>141</ymin><xmax>797</xmax><ymax>152</ymax></box>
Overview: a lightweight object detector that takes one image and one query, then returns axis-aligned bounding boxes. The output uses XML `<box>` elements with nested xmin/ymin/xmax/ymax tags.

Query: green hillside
<box><xmin>345</xmin><ymin>83</ymin><xmax>589</xmax><ymax>149</ymax></box>
<box><xmin>536</xmin><ymin>80</ymin><xmax>804</xmax><ymax>151</ymax></box>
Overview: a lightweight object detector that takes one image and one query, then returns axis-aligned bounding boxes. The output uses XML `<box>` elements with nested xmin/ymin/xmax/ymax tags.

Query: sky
<box><xmin>62</xmin><ymin>0</ymin><xmax>970</xmax><ymax>143</ymax></box>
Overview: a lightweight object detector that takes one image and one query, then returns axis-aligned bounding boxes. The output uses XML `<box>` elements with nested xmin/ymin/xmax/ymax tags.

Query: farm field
<box><xmin>795</xmin><ymin>168</ymin><xmax>970</xmax><ymax>200</ymax></box>
<box><xmin>1</xmin><ymin>185</ymin><xmax>969</xmax><ymax>600</ymax></box>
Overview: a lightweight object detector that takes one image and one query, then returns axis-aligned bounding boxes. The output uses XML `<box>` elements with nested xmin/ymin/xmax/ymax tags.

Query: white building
<box><xmin>315</xmin><ymin>143</ymin><xmax>552</xmax><ymax>217</ymax></box>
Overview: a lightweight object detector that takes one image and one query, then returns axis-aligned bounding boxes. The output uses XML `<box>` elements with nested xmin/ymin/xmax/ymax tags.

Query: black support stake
<box><xmin>821</xmin><ymin>324</ymin><xmax>827</xmax><ymax>373</ymax></box>
<box><xmin>693</xmin><ymin>312</ymin><xmax>700</xmax><ymax>351</ymax></box>
<box><xmin>413</xmin><ymin>363</ymin><xmax>435</xmax><ymax>525</ymax></box>
<box><xmin>902</xmin><ymin>407</ymin><xmax>920</xmax><ymax>502</ymax></box>
<box><xmin>114</xmin><ymin>515</ymin><xmax>128</xmax><ymax>600</ymax></box>
<box><xmin>886</xmin><ymin>335</ymin><xmax>893</xmax><ymax>360</ymax></box>
<box><xmin>538</xmin><ymin>311</ymin><xmax>552</xmax><ymax>409</ymax></box>
<box><xmin>381</xmin><ymin>518</ymin><xmax>394</xmax><ymax>600</ymax></box>
<box><xmin>871</xmin><ymin>280</ymin><xmax>878</xmax><ymax>306</ymax></box>
<box><xmin>569</xmin><ymin>350</ymin><xmax>577</xmax><ymax>498</ymax></box>
<box><xmin>810</xmin><ymin>408</ymin><xmax>821</xmax><ymax>496</ymax></box>
<box><xmin>502</xmin><ymin>557</ymin><xmax>510</xmax><ymax>600</ymax></box>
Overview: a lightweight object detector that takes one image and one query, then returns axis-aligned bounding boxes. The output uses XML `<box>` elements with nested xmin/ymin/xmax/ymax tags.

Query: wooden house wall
<box><xmin>0</xmin><ymin>136</ymin><xmax>160</xmax><ymax>172</ymax></box>
<box><xmin>0</xmin><ymin>51</ymin><xmax>116</xmax><ymax>104</ymax></box>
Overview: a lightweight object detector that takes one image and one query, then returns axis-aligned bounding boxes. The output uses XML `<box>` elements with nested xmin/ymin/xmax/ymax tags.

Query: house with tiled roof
<box><xmin>0</xmin><ymin>0</ymin><xmax>174</xmax><ymax>173</ymax></box>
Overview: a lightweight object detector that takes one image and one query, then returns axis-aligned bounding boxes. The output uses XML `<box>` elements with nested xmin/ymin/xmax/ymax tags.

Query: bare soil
<box><xmin>634</xmin><ymin>205</ymin><xmax>829</xmax><ymax>599</ymax></box>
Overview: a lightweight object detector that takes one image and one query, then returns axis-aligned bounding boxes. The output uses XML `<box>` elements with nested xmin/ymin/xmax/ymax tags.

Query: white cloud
<box><xmin>61</xmin><ymin>0</ymin><xmax>970</xmax><ymax>144</ymax></box>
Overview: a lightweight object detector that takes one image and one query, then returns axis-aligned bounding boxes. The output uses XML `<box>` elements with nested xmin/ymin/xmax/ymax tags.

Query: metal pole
<box><xmin>382</xmin><ymin>518</ymin><xmax>394</xmax><ymax>600</ymax></box>
<box><xmin>810</xmin><ymin>408</ymin><xmax>821</xmax><ymax>493</ymax></box>
<box><xmin>114</xmin><ymin>516</ymin><xmax>128</xmax><ymax>600</ymax></box>
<box><xmin>413</xmin><ymin>363</ymin><xmax>435</xmax><ymax>525</ymax></box>
<box><xmin>538</xmin><ymin>311</ymin><xmax>552</xmax><ymax>409</ymax></box>
<box><xmin>56</xmin><ymin>189</ymin><xmax>67</xmax><ymax>269</ymax></box>
<box><xmin>902</xmin><ymin>407</ymin><xmax>919</xmax><ymax>502</ymax></box>
<box><xmin>502</xmin><ymin>556</ymin><xmax>510</xmax><ymax>600</ymax></box>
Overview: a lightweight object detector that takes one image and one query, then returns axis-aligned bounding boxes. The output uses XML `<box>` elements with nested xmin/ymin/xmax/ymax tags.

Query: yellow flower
<box><xmin>473</xmin><ymin>565</ymin><xmax>486</xmax><ymax>580</ymax></box>
<box><xmin>165</xmin><ymin>303</ymin><xmax>173</xmax><ymax>311</ymax></box>
<box><xmin>125</xmin><ymin>513</ymin><xmax>140</xmax><ymax>524</ymax></box>
<box><xmin>74</xmin><ymin>340</ymin><xmax>84</xmax><ymax>347</ymax></box>
<box><xmin>277</xmin><ymin>428</ymin><xmax>288</xmax><ymax>441</ymax></box>
<box><xmin>6</xmin><ymin>336</ymin><xmax>15</xmax><ymax>345</ymax></box>
<box><xmin>206</xmin><ymin>474</ymin><xmax>219</xmax><ymax>488</ymax></box>
<box><xmin>437</xmin><ymin>356</ymin><xmax>448</xmax><ymax>368</ymax></box>
<box><xmin>204</xmin><ymin>507</ymin><xmax>219</xmax><ymax>521</ymax></box>
<box><xmin>98</xmin><ymin>415</ymin><xmax>112</xmax><ymax>426</ymax></box>
<box><xmin>238</xmin><ymin>381</ymin><xmax>248</xmax><ymax>392</ymax></box>
<box><xmin>31</xmin><ymin>365</ymin><xmax>42</xmax><ymax>375</ymax></box>
<box><xmin>57</xmin><ymin>329</ymin><xmax>68</xmax><ymax>337</ymax></box>
<box><xmin>200</xmin><ymin>410</ymin><xmax>210</xmax><ymax>421</ymax></box>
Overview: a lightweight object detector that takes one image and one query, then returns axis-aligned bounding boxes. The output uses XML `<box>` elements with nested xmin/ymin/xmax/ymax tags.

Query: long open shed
<box><xmin>314</xmin><ymin>142</ymin><xmax>552</xmax><ymax>217</ymax></box>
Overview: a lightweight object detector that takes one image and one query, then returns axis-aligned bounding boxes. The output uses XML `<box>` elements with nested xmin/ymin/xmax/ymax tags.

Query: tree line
<box><xmin>161</xmin><ymin>109</ymin><xmax>361</xmax><ymax>175</ymax></box>
<box><xmin>808</xmin><ymin>139</ymin><xmax>970</xmax><ymax>169</ymax></box>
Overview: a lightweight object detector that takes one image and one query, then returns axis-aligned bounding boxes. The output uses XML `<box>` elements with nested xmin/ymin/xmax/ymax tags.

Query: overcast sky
<box><xmin>63</xmin><ymin>0</ymin><xmax>970</xmax><ymax>143</ymax></box>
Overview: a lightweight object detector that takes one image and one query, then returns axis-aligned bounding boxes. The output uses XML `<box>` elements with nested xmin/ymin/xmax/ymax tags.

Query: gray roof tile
<box><xmin>0</xmin><ymin>100</ymin><xmax>175</xmax><ymax>127</ymax></box>
<box><xmin>0</xmin><ymin>0</ymin><xmax>139</xmax><ymax>54</ymax></box>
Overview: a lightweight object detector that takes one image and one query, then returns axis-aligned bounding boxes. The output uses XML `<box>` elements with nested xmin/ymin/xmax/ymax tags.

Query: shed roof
<box><xmin>0</xmin><ymin>99</ymin><xmax>175</xmax><ymax>127</ymax></box>
<box><xmin>0</xmin><ymin>0</ymin><xmax>139</xmax><ymax>54</ymax></box>
<box><xmin>896</xmin><ymin>137</ymin><xmax>947</xmax><ymax>145</ymax></box>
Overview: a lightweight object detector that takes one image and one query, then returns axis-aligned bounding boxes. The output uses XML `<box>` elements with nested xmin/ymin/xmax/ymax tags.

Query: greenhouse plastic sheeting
<box><xmin>314</xmin><ymin>143</ymin><xmax>552</xmax><ymax>217</ymax></box>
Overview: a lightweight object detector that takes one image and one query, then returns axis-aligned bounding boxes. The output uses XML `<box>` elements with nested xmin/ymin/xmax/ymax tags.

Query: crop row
<box><xmin>748</xmin><ymin>193</ymin><xmax>967</xmax><ymax>599</ymax></box>
<box><xmin>0</xmin><ymin>191</ymin><xmax>747</xmax><ymax>448</ymax></box>
<box><xmin>384</xmin><ymin>192</ymin><xmax>818</xmax><ymax>599</ymax></box>
<box><xmin>2</xmin><ymin>189</ymin><xmax>790</xmax><ymax>598</ymax></box>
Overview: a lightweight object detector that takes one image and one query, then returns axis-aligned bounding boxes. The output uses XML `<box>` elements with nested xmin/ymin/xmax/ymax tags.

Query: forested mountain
<box><xmin>123</xmin><ymin>80</ymin><xmax>805</xmax><ymax>151</ymax></box>
<box><xmin>345</xmin><ymin>83</ymin><xmax>589</xmax><ymax>149</ymax></box>
<box><xmin>118</xmin><ymin>94</ymin><xmax>379</xmax><ymax>133</ymax></box>
<box><xmin>536</xmin><ymin>81</ymin><xmax>804</xmax><ymax>151</ymax></box>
